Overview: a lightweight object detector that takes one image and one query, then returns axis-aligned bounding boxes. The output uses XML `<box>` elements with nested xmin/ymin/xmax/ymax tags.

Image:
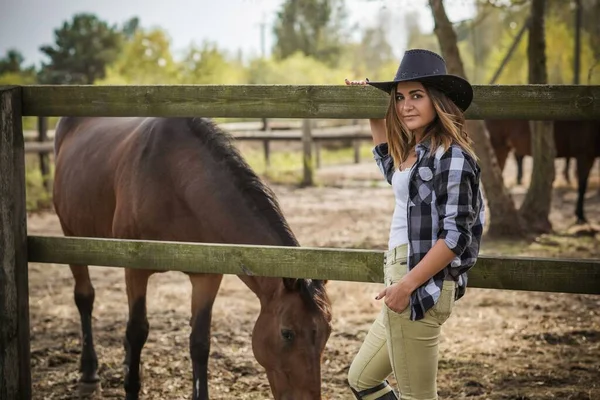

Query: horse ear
<box><xmin>282</xmin><ymin>278</ymin><xmax>298</xmax><ymax>291</ymax></box>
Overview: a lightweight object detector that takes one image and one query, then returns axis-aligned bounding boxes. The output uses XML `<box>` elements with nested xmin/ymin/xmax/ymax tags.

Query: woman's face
<box><xmin>395</xmin><ymin>81</ymin><xmax>436</xmax><ymax>133</ymax></box>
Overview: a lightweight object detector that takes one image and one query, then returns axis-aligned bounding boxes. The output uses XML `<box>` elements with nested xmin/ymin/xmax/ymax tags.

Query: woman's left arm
<box><xmin>376</xmin><ymin>238</ymin><xmax>457</xmax><ymax>310</ymax></box>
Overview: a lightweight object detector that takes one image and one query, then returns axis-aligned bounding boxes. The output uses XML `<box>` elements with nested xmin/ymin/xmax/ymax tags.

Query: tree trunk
<box><xmin>518</xmin><ymin>0</ymin><xmax>555</xmax><ymax>233</ymax></box>
<box><xmin>428</xmin><ymin>0</ymin><xmax>525</xmax><ymax>237</ymax></box>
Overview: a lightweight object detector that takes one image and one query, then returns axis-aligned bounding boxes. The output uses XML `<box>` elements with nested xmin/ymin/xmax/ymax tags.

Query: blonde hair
<box><xmin>384</xmin><ymin>84</ymin><xmax>477</xmax><ymax>168</ymax></box>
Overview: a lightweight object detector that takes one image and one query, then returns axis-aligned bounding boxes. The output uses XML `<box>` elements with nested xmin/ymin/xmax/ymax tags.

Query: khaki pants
<box><xmin>348</xmin><ymin>244</ymin><xmax>456</xmax><ymax>400</ymax></box>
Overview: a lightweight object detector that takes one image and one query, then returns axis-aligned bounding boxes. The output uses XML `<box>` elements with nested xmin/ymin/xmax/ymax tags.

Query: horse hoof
<box><xmin>78</xmin><ymin>380</ymin><xmax>101</xmax><ymax>398</ymax></box>
<box><xmin>567</xmin><ymin>222</ymin><xmax>598</xmax><ymax>237</ymax></box>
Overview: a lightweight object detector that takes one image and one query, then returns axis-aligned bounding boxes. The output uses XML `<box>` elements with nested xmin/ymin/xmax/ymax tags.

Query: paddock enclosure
<box><xmin>1</xmin><ymin>84</ymin><xmax>600</xmax><ymax>399</ymax></box>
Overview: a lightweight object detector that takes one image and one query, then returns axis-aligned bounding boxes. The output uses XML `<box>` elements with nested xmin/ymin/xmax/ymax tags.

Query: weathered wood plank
<box><xmin>21</xmin><ymin>85</ymin><xmax>600</xmax><ymax>120</ymax></box>
<box><xmin>301</xmin><ymin>119</ymin><xmax>314</xmax><ymax>186</ymax></box>
<box><xmin>24</xmin><ymin>142</ymin><xmax>54</xmax><ymax>154</ymax></box>
<box><xmin>27</xmin><ymin>236</ymin><xmax>600</xmax><ymax>295</ymax></box>
<box><xmin>0</xmin><ymin>86</ymin><xmax>31</xmax><ymax>400</ymax></box>
<box><xmin>24</xmin><ymin>133</ymin><xmax>372</xmax><ymax>154</ymax></box>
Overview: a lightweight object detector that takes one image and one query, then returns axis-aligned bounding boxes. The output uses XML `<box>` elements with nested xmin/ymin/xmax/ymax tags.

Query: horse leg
<box><xmin>123</xmin><ymin>269</ymin><xmax>153</xmax><ymax>400</ymax></box>
<box><xmin>70</xmin><ymin>264</ymin><xmax>100</xmax><ymax>395</ymax></box>
<box><xmin>188</xmin><ymin>273</ymin><xmax>223</xmax><ymax>400</ymax></box>
<box><xmin>575</xmin><ymin>156</ymin><xmax>595</xmax><ymax>224</ymax></box>
<box><xmin>515</xmin><ymin>154</ymin><xmax>525</xmax><ymax>185</ymax></box>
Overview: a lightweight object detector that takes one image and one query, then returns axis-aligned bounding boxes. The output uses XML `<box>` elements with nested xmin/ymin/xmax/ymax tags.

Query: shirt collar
<box><xmin>416</xmin><ymin>136</ymin><xmax>432</xmax><ymax>153</ymax></box>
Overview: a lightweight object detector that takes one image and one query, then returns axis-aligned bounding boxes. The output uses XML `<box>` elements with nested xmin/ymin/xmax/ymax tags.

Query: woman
<box><xmin>345</xmin><ymin>49</ymin><xmax>486</xmax><ymax>399</ymax></box>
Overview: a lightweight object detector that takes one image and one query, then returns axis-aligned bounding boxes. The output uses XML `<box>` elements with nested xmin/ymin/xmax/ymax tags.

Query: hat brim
<box><xmin>367</xmin><ymin>74</ymin><xmax>473</xmax><ymax>112</ymax></box>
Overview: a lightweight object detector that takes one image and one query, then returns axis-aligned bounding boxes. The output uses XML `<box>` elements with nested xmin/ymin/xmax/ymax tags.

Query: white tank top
<box><xmin>388</xmin><ymin>168</ymin><xmax>411</xmax><ymax>250</ymax></box>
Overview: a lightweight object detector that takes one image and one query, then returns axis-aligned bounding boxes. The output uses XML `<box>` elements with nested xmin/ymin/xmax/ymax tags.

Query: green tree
<box><xmin>272</xmin><ymin>0</ymin><xmax>349</xmax><ymax>66</ymax></box>
<box><xmin>0</xmin><ymin>49</ymin><xmax>37</xmax><ymax>82</ymax></box>
<box><xmin>98</xmin><ymin>28</ymin><xmax>179</xmax><ymax>84</ymax></box>
<box><xmin>0</xmin><ymin>49</ymin><xmax>30</xmax><ymax>74</ymax></box>
<box><xmin>38</xmin><ymin>13</ymin><xmax>123</xmax><ymax>84</ymax></box>
<box><xmin>247</xmin><ymin>52</ymin><xmax>353</xmax><ymax>84</ymax></box>
<box><xmin>484</xmin><ymin>13</ymin><xmax>599</xmax><ymax>84</ymax></box>
<box><xmin>179</xmin><ymin>41</ymin><xmax>247</xmax><ymax>84</ymax></box>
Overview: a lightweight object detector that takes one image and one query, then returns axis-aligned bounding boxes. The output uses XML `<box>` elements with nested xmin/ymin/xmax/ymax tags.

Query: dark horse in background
<box><xmin>486</xmin><ymin>119</ymin><xmax>600</xmax><ymax>224</ymax></box>
<box><xmin>53</xmin><ymin>116</ymin><xmax>333</xmax><ymax>400</ymax></box>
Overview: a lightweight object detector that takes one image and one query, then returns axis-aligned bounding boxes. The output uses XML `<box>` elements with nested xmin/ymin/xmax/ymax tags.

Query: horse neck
<box><xmin>238</xmin><ymin>274</ymin><xmax>284</xmax><ymax>303</ymax></box>
<box><xmin>234</xmin><ymin>224</ymin><xmax>297</xmax><ymax>301</ymax></box>
<box><xmin>226</xmin><ymin>210</ymin><xmax>297</xmax><ymax>301</ymax></box>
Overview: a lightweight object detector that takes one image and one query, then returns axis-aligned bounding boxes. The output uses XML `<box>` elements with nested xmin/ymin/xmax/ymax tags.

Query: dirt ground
<box><xmin>27</xmin><ymin>154</ymin><xmax>600</xmax><ymax>400</ymax></box>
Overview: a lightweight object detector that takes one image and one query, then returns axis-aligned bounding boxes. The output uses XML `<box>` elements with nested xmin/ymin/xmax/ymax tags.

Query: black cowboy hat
<box><xmin>367</xmin><ymin>49</ymin><xmax>473</xmax><ymax>111</ymax></box>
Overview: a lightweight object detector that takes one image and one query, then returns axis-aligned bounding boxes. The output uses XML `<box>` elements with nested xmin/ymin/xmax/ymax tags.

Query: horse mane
<box><xmin>186</xmin><ymin>118</ymin><xmax>331</xmax><ymax>317</ymax></box>
<box><xmin>296</xmin><ymin>279</ymin><xmax>332</xmax><ymax>321</ymax></box>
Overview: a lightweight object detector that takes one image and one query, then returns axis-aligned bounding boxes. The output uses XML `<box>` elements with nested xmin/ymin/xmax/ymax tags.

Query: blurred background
<box><xmin>3</xmin><ymin>0</ymin><xmax>598</xmax><ymax>94</ymax></box>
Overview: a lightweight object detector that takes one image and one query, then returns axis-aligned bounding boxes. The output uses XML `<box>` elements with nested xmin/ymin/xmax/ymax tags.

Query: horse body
<box><xmin>486</xmin><ymin>119</ymin><xmax>600</xmax><ymax>223</ymax></box>
<box><xmin>53</xmin><ymin>117</ymin><xmax>332</xmax><ymax>400</ymax></box>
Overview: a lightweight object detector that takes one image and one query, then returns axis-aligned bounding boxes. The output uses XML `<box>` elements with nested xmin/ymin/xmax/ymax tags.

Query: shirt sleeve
<box><xmin>372</xmin><ymin>143</ymin><xmax>395</xmax><ymax>185</ymax></box>
<box><xmin>433</xmin><ymin>147</ymin><xmax>479</xmax><ymax>257</ymax></box>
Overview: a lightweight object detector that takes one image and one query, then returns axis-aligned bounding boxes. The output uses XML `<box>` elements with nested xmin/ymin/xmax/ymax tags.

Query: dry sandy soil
<box><xmin>27</xmin><ymin>155</ymin><xmax>600</xmax><ymax>400</ymax></box>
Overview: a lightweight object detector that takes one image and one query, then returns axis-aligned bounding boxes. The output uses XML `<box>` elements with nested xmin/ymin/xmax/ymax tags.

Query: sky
<box><xmin>0</xmin><ymin>0</ymin><xmax>475</xmax><ymax>68</ymax></box>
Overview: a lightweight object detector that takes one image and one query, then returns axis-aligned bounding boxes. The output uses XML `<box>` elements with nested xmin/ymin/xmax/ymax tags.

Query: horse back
<box><xmin>53</xmin><ymin>117</ymin><xmax>150</xmax><ymax>238</ymax></box>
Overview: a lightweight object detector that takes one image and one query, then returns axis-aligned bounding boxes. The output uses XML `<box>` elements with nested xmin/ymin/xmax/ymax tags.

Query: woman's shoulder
<box><xmin>431</xmin><ymin>143</ymin><xmax>480</xmax><ymax>173</ymax></box>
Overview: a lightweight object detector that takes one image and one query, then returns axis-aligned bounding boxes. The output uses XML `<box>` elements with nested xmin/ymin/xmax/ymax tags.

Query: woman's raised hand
<box><xmin>344</xmin><ymin>78</ymin><xmax>369</xmax><ymax>86</ymax></box>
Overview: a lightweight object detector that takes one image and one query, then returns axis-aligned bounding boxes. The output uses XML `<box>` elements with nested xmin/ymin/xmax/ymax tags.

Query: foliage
<box><xmin>485</xmin><ymin>13</ymin><xmax>599</xmax><ymax>84</ymax></box>
<box><xmin>179</xmin><ymin>41</ymin><xmax>247</xmax><ymax>85</ymax></box>
<box><xmin>272</xmin><ymin>0</ymin><xmax>350</xmax><ymax>67</ymax></box>
<box><xmin>0</xmin><ymin>49</ymin><xmax>36</xmax><ymax>76</ymax></box>
<box><xmin>247</xmin><ymin>51</ymin><xmax>355</xmax><ymax>84</ymax></box>
<box><xmin>406</xmin><ymin>1</ymin><xmax>600</xmax><ymax>85</ymax></box>
<box><xmin>0</xmin><ymin>49</ymin><xmax>38</xmax><ymax>85</ymax></box>
<box><xmin>24</xmin><ymin>157</ymin><xmax>53</xmax><ymax>211</ymax></box>
<box><xmin>97</xmin><ymin>28</ymin><xmax>179</xmax><ymax>84</ymax></box>
<box><xmin>0</xmin><ymin>72</ymin><xmax>36</xmax><ymax>86</ymax></box>
<box><xmin>38</xmin><ymin>13</ymin><xmax>124</xmax><ymax>84</ymax></box>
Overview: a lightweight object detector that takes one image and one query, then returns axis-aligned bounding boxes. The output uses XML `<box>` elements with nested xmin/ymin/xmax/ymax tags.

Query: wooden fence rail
<box><xmin>28</xmin><ymin>236</ymin><xmax>600</xmax><ymax>295</ymax></box>
<box><xmin>21</xmin><ymin>85</ymin><xmax>600</xmax><ymax>119</ymax></box>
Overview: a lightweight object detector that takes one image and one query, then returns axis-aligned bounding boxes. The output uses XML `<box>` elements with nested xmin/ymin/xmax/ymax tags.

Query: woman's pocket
<box><xmin>429</xmin><ymin>281</ymin><xmax>456</xmax><ymax>324</ymax></box>
<box><xmin>383</xmin><ymin>262</ymin><xmax>410</xmax><ymax>318</ymax></box>
<box><xmin>384</xmin><ymin>302</ymin><xmax>410</xmax><ymax>319</ymax></box>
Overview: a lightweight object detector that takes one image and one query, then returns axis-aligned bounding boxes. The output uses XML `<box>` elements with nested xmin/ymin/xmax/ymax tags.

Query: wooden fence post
<box><xmin>352</xmin><ymin>119</ymin><xmax>361</xmax><ymax>164</ymax></box>
<box><xmin>0</xmin><ymin>86</ymin><xmax>31</xmax><ymax>400</ymax></box>
<box><xmin>261</xmin><ymin>118</ymin><xmax>271</xmax><ymax>168</ymax></box>
<box><xmin>353</xmin><ymin>139</ymin><xmax>361</xmax><ymax>164</ymax></box>
<box><xmin>301</xmin><ymin>119</ymin><xmax>314</xmax><ymax>186</ymax></box>
<box><xmin>263</xmin><ymin>140</ymin><xmax>271</xmax><ymax>167</ymax></box>
<box><xmin>37</xmin><ymin>116</ymin><xmax>51</xmax><ymax>192</ymax></box>
<box><xmin>315</xmin><ymin>142</ymin><xmax>321</xmax><ymax>169</ymax></box>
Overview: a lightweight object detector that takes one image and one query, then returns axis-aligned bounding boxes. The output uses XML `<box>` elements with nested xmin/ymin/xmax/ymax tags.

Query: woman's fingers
<box><xmin>344</xmin><ymin>78</ymin><xmax>369</xmax><ymax>86</ymax></box>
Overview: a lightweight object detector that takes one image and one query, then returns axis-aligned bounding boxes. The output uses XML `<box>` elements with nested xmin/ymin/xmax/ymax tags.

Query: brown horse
<box><xmin>485</xmin><ymin>119</ymin><xmax>600</xmax><ymax>224</ymax></box>
<box><xmin>52</xmin><ymin>116</ymin><xmax>333</xmax><ymax>400</ymax></box>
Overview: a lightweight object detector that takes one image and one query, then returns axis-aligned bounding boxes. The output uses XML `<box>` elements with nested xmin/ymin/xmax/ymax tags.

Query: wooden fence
<box><xmin>1</xmin><ymin>84</ymin><xmax>600</xmax><ymax>399</ymax></box>
<box><xmin>22</xmin><ymin>123</ymin><xmax>372</xmax><ymax>171</ymax></box>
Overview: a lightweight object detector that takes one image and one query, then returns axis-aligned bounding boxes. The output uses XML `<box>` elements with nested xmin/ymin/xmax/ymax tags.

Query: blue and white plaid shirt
<box><xmin>374</xmin><ymin>139</ymin><xmax>485</xmax><ymax>320</ymax></box>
